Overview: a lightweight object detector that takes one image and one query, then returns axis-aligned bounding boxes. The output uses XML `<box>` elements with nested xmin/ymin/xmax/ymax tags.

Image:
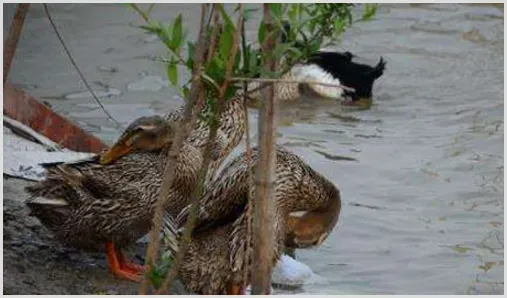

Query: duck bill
<box><xmin>99</xmin><ymin>142</ymin><xmax>132</xmax><ymax>165</ymax></box>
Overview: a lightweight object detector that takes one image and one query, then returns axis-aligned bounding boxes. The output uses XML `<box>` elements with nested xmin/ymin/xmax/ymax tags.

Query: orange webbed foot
<box><xmin>227</xmin><ymin>283</ymin><xmax>246</xmax><ymax>295</ymax></box>
<box><xmin>106</xmin><ymin>242</ymin><xmax>144</xmax><ymax>282</ymax></box>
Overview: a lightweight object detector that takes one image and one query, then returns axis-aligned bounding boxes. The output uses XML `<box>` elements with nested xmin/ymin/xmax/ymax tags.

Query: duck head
<box><xmin>100</xmin><ymin>115</ymin><xmax>176</xmax><ymax>165</ymax></box>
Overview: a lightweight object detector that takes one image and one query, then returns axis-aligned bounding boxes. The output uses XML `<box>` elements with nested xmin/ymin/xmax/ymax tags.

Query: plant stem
<box><xmin>232</xmin><ymin>76</ymin><xmax>356</xmax><ymax>92</ymax></box>
<box><xmin>130</xmin><ymin>3</ymin><xmax>150</xmax><ymax>22</ymax></box>
<box><xmin>139</xmin><ymin>4</ymin><xmax>210</xmax><ymax>294</ymax></box>
<box><xmin>239</xmin><ymin>11</ymin><xmax>256</xmax><ymax>288</ymax></box>
<box><xmin>251</xmin><ymin>4</ymin><xmax>278</xmax><ymax>295</ymax></box>
<box><xmin>155</xmin><ymin>4</ymin><xmax>244</xmax><ymax>294</ymax></box>
<box><xmin>206</xmin><ymin>9</ymin><xmax>220</xmax><ymax>62</ymax></box>
<box><xmin>131</xmin><ymin>4</ymin><xmax>189</xmax><ymax>68</ymax></box>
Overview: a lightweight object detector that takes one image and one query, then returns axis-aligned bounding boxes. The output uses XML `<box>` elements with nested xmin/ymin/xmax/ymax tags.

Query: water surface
<box><xmin>6</xmin><ymin>3</ymin><xmax>504</xmax><ymax>294</ymax></box>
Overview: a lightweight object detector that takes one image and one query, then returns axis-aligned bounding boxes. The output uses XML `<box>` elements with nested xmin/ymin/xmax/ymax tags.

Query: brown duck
<box><xmin>25</xmin><ymin>115</ymin><xmax>203</xmax><ymax>281</ymax></box>
<box><xmin>164</xmin><ymin>145</ymin><xmax>342</xmax><ymax>294</ymax></box>
<box><xmin>25</xmin><ymin>96</ymin><xmax>246</xmax><ymax>282</ymax></box>
<box><xmin>162</xmin><ymin>96</ymin><xmax>246</xmax><ymax>184</ymax></box>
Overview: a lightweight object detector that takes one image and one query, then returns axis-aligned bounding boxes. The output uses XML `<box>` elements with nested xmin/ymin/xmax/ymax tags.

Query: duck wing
<box><xmin>39</xmin><ymin>154</ymin><xmax>100</xmax><ymax>168</ymax></box>
<box><xmin>176</xmin><ymin>152</ymin><xmax>251</xmax><ymax>235</ymax></box>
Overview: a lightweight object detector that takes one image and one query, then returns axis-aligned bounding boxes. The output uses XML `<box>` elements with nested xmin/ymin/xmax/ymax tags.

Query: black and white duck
<box><xmin>247</xmin><ymin>23</ymin><xmax>386</xmax><ymax>107</ymax></box>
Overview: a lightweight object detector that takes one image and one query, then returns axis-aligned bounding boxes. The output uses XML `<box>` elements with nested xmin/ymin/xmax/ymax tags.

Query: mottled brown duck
<box><xmin>164</xmin><ymin>146</ymin><xmax>341</xmax><ymax>294</ymax></box>
<box><xmin>25</xmin><ymin>94</ymin><xmax>246</xmax><ymax>282</ymax></box>
<box><xmin>162</xmin><ymin>96</ymin><xmax>246</xmax><ymax>184</ymax></box>
<box><xmin>25</xmin><ymin>115</ymin><xmax>203</xmax><ymax>282</ymax></box>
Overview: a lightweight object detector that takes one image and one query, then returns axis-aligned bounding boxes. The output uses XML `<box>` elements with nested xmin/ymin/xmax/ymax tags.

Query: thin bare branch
<box><xmin>130</xmin><ymin>3</ymin><xmax>150</xmax><ymax>23</ymax></box>
<box><xmin>240</xmin><ymin>7</ymin><xmax>255</xmax><ymax>288</ymax></box>
<box><xmin>139</xmin><ymin>4</ymin><xmax>210</xmax><ymax>294</ymax></box>
<box><xmin>206</xmin><ymin>9</ymin><xmax>220</xmax><ymax>63</ymax></box>
<box><xmin>156</xmin><ymin>4</ymin><xmax>245</xmax><ymax>294</ymax></box>
<box><xmin>131</xmin><ymin>4</ymin><xmax>189</xmax><ymax>68</ymax></box>
<box><xmin>251</xmin><ymin>4</ymin><xmax>278</xmax><ymax>295</ymax></box>
<box><xmin>232</xmin><ymin>76</ymin><xmax>356</xmax><ymax>93</ymax></box>
<box><xmin>219</xmin><ymin>5</ymin><xmax>244</xmax><ymax>98</ymax></box>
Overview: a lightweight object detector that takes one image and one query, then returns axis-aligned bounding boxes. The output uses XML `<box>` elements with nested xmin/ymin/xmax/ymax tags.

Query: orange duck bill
<box><xmin>100</xmin><ymin>140</ymin><xmax>133</xmax><ymax>165</ymax></box>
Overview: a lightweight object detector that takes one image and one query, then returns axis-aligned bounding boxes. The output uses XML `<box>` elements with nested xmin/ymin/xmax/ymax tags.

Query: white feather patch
<box><xmin>28</xmin><ymin>197</ymin><xmax>69</xmax><ymax>206</ymax></box>
<box><xmin>289</xmin><ymin>211</ymin><xmax>307</xmax><ymax>218</ymax></box>
<box><xmin>292</xmin><ymin>64</ymin><xmax>344</xmax><ymax>99</ymax></box>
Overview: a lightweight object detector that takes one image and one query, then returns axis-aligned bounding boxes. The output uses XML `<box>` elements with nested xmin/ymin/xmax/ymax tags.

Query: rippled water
<box><xmin>6</xmin><ymin>3</ymin><xmax>504</xmax><ymax>294</ymax></box>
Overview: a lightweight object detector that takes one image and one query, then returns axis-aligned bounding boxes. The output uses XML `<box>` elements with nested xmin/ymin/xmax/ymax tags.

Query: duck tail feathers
<box><xmin>162</xmin><ymin>213</ymin><xmax>180</xmax><ymax>258</ymax></box>
<box><xmin>26</xmin><ymin>196</ymin><xmax>70</xmax><ymax>227</ymax></box>
<box><xmin>370</xmin><ymin>57</ymin><xmax>386</xmax><ymax>79</ymax></box>
<box><xmin>27</xmin><ymin>196</ymin><xmax>69</xmax><ymax>207</ymax></box>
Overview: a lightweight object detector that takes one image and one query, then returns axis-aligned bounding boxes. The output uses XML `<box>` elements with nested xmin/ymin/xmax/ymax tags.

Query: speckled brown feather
<box><xmin>245</xmin><ymin>71</ymin><xmax>301</xmax><ymax>104</ymax></box>
<box><xmin>25</xmin><ymin>95</ymin><xmax>246</xmax><ymax>252</ymax></box>
<box><xmin>26</xmin><ymin>142</ymin><xmax>202</xmax><ymax>251</ymax></box>
<box><xmin>164</xmin><ymin>96</ymin><xmax>246</xmax><ymax>184</ymax></box>
<box><xmin>172</xmin><ymin>146</ymin><xmax>341</xmax><ymax>294</ymax></box>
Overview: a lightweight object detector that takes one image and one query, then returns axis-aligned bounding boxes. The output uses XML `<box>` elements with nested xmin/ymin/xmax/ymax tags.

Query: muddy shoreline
<box><xmin>3</xmin><ymin>177</ymin><xmax>187</xmax><ymax>295</ymax></box>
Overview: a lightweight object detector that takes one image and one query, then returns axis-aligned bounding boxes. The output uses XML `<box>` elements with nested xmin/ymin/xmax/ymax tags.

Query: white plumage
<box><xmin>292</xmin><ymin>63</ymin><xmax>344</xmax><ymax>99</ymax></box>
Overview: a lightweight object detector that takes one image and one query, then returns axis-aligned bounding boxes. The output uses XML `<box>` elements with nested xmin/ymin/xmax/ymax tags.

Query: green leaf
<box><xmin>285</xmin><ymin>45</ymin><xmax>303</xmax><ymax>63</ymax></box>
<box><xmin>186</xmin><ymin>41</ymin><xmax>195</xmax><ymax>69</ymax></box>
<box><xmin>309</xmin><ymin>20</ymin><xmax>317</xmax><ymax>34</ymax></box>
<box><xmin>333</xmin><ymin>18</ymin><xmax>346</xmax><ymax>35</ymax></box>
<box><xmin>187</xmin><ymin>41</ymin><xmax>196</xmax><ymax>58</ymax></box>
<box><xmin>273</xmin><ymin>42</ymin><xmax>292</xmax><ymax>60</ymax></box>
<box><xmin>147</xmin><ymin>256</ymin><xmax>174</xmax><ymax>290</ymax></box>
<box><xmin>201</xmin><ymin>73</ymin><xmax>221</xmax><ymax>93</ymax></box>
<box><xmin>182</xmin><ymin>86</ymin><xmax>190</xmax><ymax>99</ymax></box>
<box><xmin>361</xmin><ymin>4</ymin><xmax>378</xmax><ymax>21</ymax></box>
<box><xmin>170</xmin><ymin>13</ymin><xmax>183</xmax><ymax>50</ymax></box>
<box><xmin>257</xmin><ymin>22</ymin><xmax>267</xmax><ymax>45</ymax></box>
<box><xmin>309</xmin><ymin>38</ymin><xmax>321</xmax><ymax>53</ymax></box>
<box><xmin>161</xmin><ymin>24</ymin><xmax>173</xmax><ymax>48</ymax></box>
<box><xmin>205</xmin><ymin>56</ymin><xmax>226</xmax><ymax>86</ymax></box>
<box><xmin>138</xmin><ymin>23</ymin><xmax>160</xmax><ymax>35</ymax></box>
<box><xmin>219</xmin><ymin>24</ymin><xmax>235</xmax><ymax>60</ymax></box>
<box><xmin>249</xmin><ymin>49</ymin><xmax>261</xmax><ymax>77</ymax></box>
<box><xmin>288</xmin><ymin>4</ymin><xmax>301</xmax><ymax>22</ymax></box>
<box><xmin>270</xmin><ymin>3</ymin><xmax>283</xmax><ymax>18</ymax></box>
<box><xmin>234</xmin><ymin>50</ymin><xmax>241</xmax><ymax>70</ymax></box>
<box><xmin>167</xmin><ymin>61</ymin><xmax>178</xmax><ymax>86</ymax></box>
<box><xmin>216</xmin><ymin>4</ymin><xmax>234</xmax><ymax>28</ymax></box>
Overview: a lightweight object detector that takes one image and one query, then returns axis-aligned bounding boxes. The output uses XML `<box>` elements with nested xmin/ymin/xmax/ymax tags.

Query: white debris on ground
<box><xmin>3</xmin><ymin>116</ymin><xmax>96</xmax><ymax>181</ymax></box>
<box><xmin>271</xmin><ymin>254</ymin><xmax>325</xmax><ymax>287</ymax></box>
<box><xmin>244</xmin><ymin>255</ymin><xmax>325</xmax><ymax>294</ymax></box>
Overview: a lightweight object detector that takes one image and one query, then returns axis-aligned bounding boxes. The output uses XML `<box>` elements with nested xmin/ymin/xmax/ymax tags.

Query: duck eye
<box><xmin>131</xmin><ymin>127</ymin><xmax>144</xmax><ymax>135</ymax></box>
<box><xmin>143</xmin><ymin>130</ymin><xmax>159</xmax><ymax>140</ymax></box>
